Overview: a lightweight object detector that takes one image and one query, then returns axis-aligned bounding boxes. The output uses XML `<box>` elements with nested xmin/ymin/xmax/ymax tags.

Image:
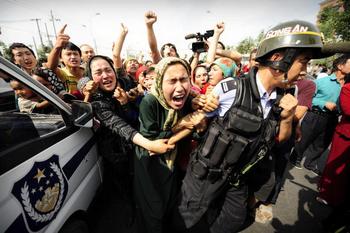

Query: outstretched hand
<box><xmin>55</xmin><ymin>24</ymin><xmax>70</xmax><ymax>48</ymax></box>
<box><xmin>83</xmin><ymin>80</ymin><xmax>99</xmax><ymax>96</ymax></box>
<box><xmin>126</xmin><ymin>87</ymin><xmax>140</xmax><ymax>102</ymax></box>
<box><xmin>120</xmin><ymin>23</ymin><xmax>128</xmax><ymax>35</ymax></box>
<box><xmin>214</xmin><ymin>22</ymin><xmax>225</xmax><ymax>35</ymax></box>
<box><xmin>145</xmin><ymin>11</ymin><xmax>157</xmax><ymax>26</ymax></box>
<box><xmin>114</xmin><ymin>86</ymin><xmax>128</xmax><ymax>105</ymax></box>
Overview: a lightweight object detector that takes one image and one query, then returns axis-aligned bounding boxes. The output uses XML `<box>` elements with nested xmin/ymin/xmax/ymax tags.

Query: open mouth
<box><xmin>103</xmin><ymin>80</ymin><xmax>112</xmax><ymax>85</ymax></box>
<box><xmin>172</xmin><ymin>94</ymin><xmax>186</xmax><ymax>108</ymax></box>
<box><xmin>24</xmin><ymin>61</ymin><xmax>33</xmax><ymax>67</ymax></box>
<box><xmin>102</xmin><ymin>79</ymin><xmax>114</xmax><ymax>89</ymax></box>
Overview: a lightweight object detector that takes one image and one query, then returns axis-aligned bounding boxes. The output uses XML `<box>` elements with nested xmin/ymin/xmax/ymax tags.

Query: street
<box><xmin>88</xmin><ymin>162</ymin><xmax>332</xmax><ymax>233</ymax></box>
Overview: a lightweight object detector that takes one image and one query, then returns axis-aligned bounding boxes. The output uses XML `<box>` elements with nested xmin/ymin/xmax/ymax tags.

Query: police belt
<box><xmin>310</xmin><ymin>107</ymin><xmax>338</xmax><ymax>118</ymax></box>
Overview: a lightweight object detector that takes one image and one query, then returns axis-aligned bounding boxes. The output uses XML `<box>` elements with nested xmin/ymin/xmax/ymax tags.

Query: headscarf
<box><xmin>150</xmin><ymin>57</ymin><xmax>190</xmax><ymax>170</ymax></box>
<box><xmin>86</xmin><ymin>55</ymin><xmax>117</xmax><ymax>99</ymax></box>
<box><xmin>211</xmin><ymin>57</ymin><xmax>237</xmax><ymax>78</ymax></box>
<box><xmin>87</xmin><ymin>55</ymin><xmax>116</xmax><ymax>81</ymax></box>
<box><xmin>150</xmin><ymin>57</ymin><xmax>190</xmax><ymax>131</ymax></box>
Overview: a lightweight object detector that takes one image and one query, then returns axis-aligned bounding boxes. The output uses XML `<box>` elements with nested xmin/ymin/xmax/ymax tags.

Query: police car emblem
<box><xmin>11</xmin><ymin>155</ymin><xmax>68</xmax><ymax>232</ymax></box>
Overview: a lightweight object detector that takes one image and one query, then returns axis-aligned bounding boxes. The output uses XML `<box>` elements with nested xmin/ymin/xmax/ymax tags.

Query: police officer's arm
<box><xmin>277</xmin><ymin>94</ymin><xmax>298</xmax><ymax>142</ymax></box>
<box><xmin>294</xmin><ymin>105</ymin><xmax>308</xmax><ymax>121</ymax></box>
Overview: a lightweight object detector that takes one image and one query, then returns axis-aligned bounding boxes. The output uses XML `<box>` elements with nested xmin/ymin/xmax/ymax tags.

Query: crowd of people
<box><xmin>3</xmin><ymin>11</ymin><xmax>350</xmax><ymax>233</ymax></box>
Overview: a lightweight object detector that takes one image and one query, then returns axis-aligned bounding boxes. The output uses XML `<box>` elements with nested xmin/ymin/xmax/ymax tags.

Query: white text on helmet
<box><xmin>266</xmin><ymin>24</ymin><xmax>309</xmax><ymax>39</ymax></box>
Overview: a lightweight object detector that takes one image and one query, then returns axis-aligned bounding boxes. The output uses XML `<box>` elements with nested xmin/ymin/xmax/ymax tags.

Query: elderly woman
<box><xmin>85</xmin><ymin>55</ymin><xmax>173</xmax><ymax>198</ymax></box>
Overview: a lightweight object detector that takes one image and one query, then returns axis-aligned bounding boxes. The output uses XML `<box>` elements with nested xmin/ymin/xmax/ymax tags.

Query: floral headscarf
<box><xmin>150</xmin><ymin>57</ymin><xmax>190</xmax><ymax>170</ymax></box>
<box><xmin>151</xmin><ymin>57</ymin><xmax>190</xmax><ymax>131</ymax></box>
<box><xmin>211</xmin><ymin>57</ymin><xmax>237</xmax><ymax>78</ymax></box>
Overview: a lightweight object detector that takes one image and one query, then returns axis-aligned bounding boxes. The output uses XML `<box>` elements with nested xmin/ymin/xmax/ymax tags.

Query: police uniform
<box><xmin>175</xmin><ymin>68</ymin><xmax>283</xmax><ymax>233</ymax></box>
<box><xmin>175</xmin><ymin>19</ymin><xmax>331</xmax><ymax>233</ymax></box>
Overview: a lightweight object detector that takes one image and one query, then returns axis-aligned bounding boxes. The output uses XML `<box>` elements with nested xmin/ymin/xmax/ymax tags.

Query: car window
<box><xmin>0</xmin><ymin>77</ymin><xmax>16</xmax><ymax>111</ymax></box>
<box><xmin>0</xmin><ymin>76</ymin><xmax>66</xmax><ymax>153</ymax></box>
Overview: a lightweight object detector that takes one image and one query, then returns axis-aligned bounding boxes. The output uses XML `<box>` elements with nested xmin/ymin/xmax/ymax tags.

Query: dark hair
<box><xmin>144</xmin><ymin>66</ymin><xmax>155</xmax><ymax>76</ymax></box>
<box><xmin>218</xmin><ymin>41</ymin><xmax>225</xmax><ymax>50</ymax></box>
<box><xmin>145</xmin><ymin>60</ymin><xmax>153</xmax><ymax>66</ymax></box>
<box><xmin>60</xmin><ymin>42</ymin><xmax>82</xmax><ymax>57</ymax></box>
<box><xmin>160</xmin><ymin>43</ymin><xmax>179</xmax><ymax>57</ymax></box>
<box><xmin>320</xmin><ymin>65</ymin><xmax>328</xmax><ymax>73</ymax></box>
<box><xmin>332</xmin><ymin>54</ymin><xmax>350</xmax><ymax>73</ymax></box>
<box><xmin>345</xmin><ymin>73</ymin><xmax>350</xmax><ymax>84</ymax></box>
<box><xmin>9</xmin><ymin>42</ymin><xmax>36</xmax><ymax>62</ymax></box>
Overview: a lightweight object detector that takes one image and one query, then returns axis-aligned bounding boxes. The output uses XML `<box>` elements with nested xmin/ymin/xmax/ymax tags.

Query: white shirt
<box><xmin>256</xmin><ymin>74</ymin><xmax>277</xmax><ymax>119</ymax></box>
<box><xmin>207</xmin><ymin>74</ymin><xmax>277</xmax><ymax>119</ymax></box>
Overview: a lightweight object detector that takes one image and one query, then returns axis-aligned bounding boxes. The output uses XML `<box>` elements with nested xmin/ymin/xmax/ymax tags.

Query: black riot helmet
<box><xmin>256</xmin><ymin>20</ymin><xmax>324</xmax><ymax>73</ymax></box>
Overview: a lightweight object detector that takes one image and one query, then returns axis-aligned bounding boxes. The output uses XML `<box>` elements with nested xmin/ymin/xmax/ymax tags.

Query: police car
<box><xmin>0</xmin><ymin>56</ymin><xmax>103</xmax><ymax>233</ymax></box>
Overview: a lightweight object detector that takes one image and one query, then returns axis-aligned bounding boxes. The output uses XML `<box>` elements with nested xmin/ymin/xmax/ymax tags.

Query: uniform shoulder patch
<box><xmin>220</xmin><ymin>79</ymin><xmax>237</xmax><ymax>93</ymax></box>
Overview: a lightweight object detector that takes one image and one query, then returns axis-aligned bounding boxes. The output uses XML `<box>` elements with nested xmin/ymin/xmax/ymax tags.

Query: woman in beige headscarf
<box><xmin>134</xmin><ymin>57</ymin><xmax>207</xmax><ymax>233</ymax></box>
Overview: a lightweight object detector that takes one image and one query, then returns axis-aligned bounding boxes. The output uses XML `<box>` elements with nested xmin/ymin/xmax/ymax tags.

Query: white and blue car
<box><xmin>0</xmin><ymin>56</ymin><xmax>103</xmax><ymax>233</ymax></box>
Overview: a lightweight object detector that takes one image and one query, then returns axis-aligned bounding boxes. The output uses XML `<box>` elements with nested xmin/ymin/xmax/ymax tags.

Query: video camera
<box><xmin>185</xmin><ymin>30</ymin><xmax>214</xmax><ymax>53</ymax></box>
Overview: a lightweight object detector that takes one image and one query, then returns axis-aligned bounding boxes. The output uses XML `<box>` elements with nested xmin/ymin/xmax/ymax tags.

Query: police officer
<box><xmin>174</xmin><ymin>20</ymin><xmax>327</xmax><ymax>233</ymax></box>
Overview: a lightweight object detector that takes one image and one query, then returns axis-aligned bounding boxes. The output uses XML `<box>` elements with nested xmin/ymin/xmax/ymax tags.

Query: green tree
<box><xmin>0</xmin><ymin>41</ymin><xmax>11</xmax><ymax>60</ymax></box>
<box><xmin>36</xmin><ymin>45</ymin><xmax>52</xmax><ymax>66</ymax></box>
<box><xmin>255</xmin><ymin>30</ymin><xmax>265</xmax><ymax>45</ymax></box>
<box><xmin>236</xmin><ymin>37</ymin><xmax>255</xmax><ymax>54</ymax></box>
<box><xmin>319</xmin><ymin>0</ymin><xmax>350</xmax><ymax>41</ymax></box>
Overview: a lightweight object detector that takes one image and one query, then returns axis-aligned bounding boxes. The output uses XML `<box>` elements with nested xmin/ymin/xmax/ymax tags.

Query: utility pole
<box><xmin>50</xmin><ymin>10</ymin><xmax>60</xmax><ymax>38</ymax></box>
<box><xmin>31</xmin><ymin>18</ymin><xmax>44</xmax><ymax>47</ymax></box>
<box><xmin>44</xmin><ymin>23</ymin><xmax>53</xmax><ymax>47</ymax></box>
<box><xmin>32</xmin><ymin>37</ymin><xmax>38</xmax><ymax>56</ymax></box>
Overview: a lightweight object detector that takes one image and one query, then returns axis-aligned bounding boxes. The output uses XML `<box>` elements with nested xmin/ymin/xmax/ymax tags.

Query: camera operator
<box><xmin>188</xmin><ymin>22</ymin><xmax>242</xmax><ymax>82</ymax></box>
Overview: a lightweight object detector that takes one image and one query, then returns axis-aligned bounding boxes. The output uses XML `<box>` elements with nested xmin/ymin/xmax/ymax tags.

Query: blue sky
<box><xmin>0</xmin><ymin>0</ymin><xmax>323</xmax><ymax>58</ymax></box>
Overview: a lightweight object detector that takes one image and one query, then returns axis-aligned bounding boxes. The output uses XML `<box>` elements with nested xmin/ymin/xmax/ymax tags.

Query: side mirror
<box><xmin>71</xmin><ymin>100</ymin><xmax>93</xmax><ymax>128</ymax></box>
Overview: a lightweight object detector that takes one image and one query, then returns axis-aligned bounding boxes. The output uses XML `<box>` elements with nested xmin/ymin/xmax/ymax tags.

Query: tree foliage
<box><xmin>235</xmin><ymin>37</ymin><xmax>255</xmax><ymax>54</ymax></box>
<box><xmin>36</xmin><ymin>45</ymin><xmax>52</xmax><ymax>66</ymax></box>
<box><xmin>234</xmin><ymin>30</ymin><xmax>264</xmax><ymax>55</ymax></box>
<box><xmin>319</xmin><ymin>0</ymin><xmax>350</xmax><ymax>41</ymax></box>
<box><xmin>0</xmin><ymin>41</ymin><xmax>11</xmax><ymax>60</ymax></box>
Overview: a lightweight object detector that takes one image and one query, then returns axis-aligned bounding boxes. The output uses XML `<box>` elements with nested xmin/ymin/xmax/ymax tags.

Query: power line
<box><xmin>0</xmin><ymin>19</ymin><xmax>34</xmax><ymax>23</ymax></box>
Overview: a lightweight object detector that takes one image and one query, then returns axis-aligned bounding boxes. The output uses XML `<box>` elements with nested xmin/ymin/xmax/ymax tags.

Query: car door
<box><xmin>0</xmin><ymin>57</ymin><xmax>103</xmax><ymax>233</ymax></box>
